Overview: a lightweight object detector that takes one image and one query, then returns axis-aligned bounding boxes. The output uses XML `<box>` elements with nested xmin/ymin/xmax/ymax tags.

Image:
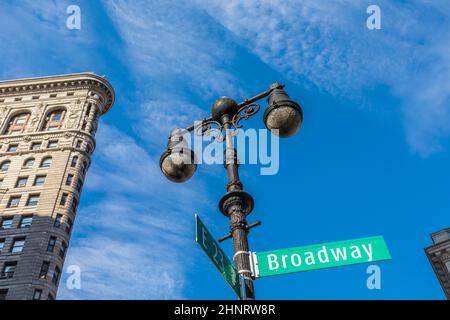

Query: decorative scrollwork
<box><xmin>194</xmin><ymin>118</ymin><xmax>225</xmax><ymax>142</ymax></box>
<box><xmin>231</xmin><ymin>103</ymin><xmax>261</xmax><ymax>134</ymax></box>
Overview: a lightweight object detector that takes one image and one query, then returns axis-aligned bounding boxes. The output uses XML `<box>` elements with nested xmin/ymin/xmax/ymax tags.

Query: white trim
<box><xmin>233</xmin><ymin>250</ymin><xmax>250</xmax><ymax>261</ymax></box>
<box><xmin>250</xmin><ymin>252</ymin><xmax>260</xmax><ymax>278</ymax></box>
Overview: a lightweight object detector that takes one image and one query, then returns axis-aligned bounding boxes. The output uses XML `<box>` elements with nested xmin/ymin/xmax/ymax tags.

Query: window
<box><xmin>39</xmin><ymin>261</ymin><xmax>50</xmax><ymax>279</ymax></box>
<box><xmin>7</xmin><ymin>144</ymin><xmax>18</xmax><ymax>152</ymax></box>
<box><xmin>81</xmin><ymin>161</ymin><xmax>88</xmax><ymax>175</ymax></box>
<box><xmin>20</xmin><ymin>216</ymin><xmax>33</xmax><ymax>228</ymax></box>
<box><xmin>34</xmin><ymin>175</ymin><xmax>46</xmax><ymax>186</ymax></box>
<box><xmin>66</xmin><ymin>174</ymin><xmax>73</xmax><ymax>186</ymax></box>
<box><xmin>71</xmin><ymin>156</ymin><xmax>78</xmax><ymax>168</ymax></box>
<box><xmin>1</xmin><ymin>217</ymin><xmax>13</xmax><ymax>229</ymax></box>
<box><xmin>26</xmin><ymin>194</ymin><xmax>40</xmax><ymax>206</ymax></box>
<box><xmin>85</xmin><ymin>144</ymin><xmax>91</xmax><ymax>154</ymax></box>
<box><xmin>2</xmin><ymin>262</ymin><xmax>17</xmax><ymax>279</ymax></box>
<box><xmin>54</xmin><ymin>214</ymin><xmax>62</xmax><ymax>228</ymax></box>
<box><xmin>14</xmin><ymin>112</ymin><xmax>28</xmax><ymax>121</ymax></box>
<box><xmin>0</xmin><ymin>239</ymin><xmax>4</xmax><ymax>253</ymax></box>
<box><xmin>0</xmin><ymin>161</ymin><xmax>10</xmax><ymax>172</ymax></box>
<box><xmin>8</xmin><ymin>196</ymin><xmax>21</xmax><ymax>208</ymax></box>
<box><xmin>0</xmin><ymin>289</ymin><xmax>7</xmax><ymax>300</ymax></box>
<box><xmin>30</xmin><ymin>142</ymin><xmax>42</xmax><ymax>150</ymax></box>
<box><xmin>76</xmin><ymin>140</ymin><xmax>82</xmax><ymax>148</ymax></box>
<box><xmin>15</xmin><ymin>177</ymin><xmax>28</xmax><ymax>188</ymax></box>
<box><xmin>60</xmin><ymin>193</ymin><xmax>68</xmax><ymax>206</ymax></box>
<box><xmin>5</xmin><ymin>112</ymin><xmax>30</xmax><ymax>134</ymax></box>
<box><xmin>23</xmin><ymin>158</ymin><xmax>35</xmax><ymax>169</ymax></box>
<box><xmin>70</xmin><ymin>198</ymin><xmax>78</xmax><ymax>213</ymax></box>
<box><xmin>11</xmin><ymin>238</ymin><xmax>25</xmax><ymax>253</ymax></box>
<box><xmin>52</xmin><ymin>266</ymin><xmax>61</xmax><ymax>285</ymax></box>
<box><xmin>42</xmin><ymin>109</ymin><xmax>66</xmax><ymax>131</ymax></box>
<box><xmin>65</xmin><ymin>219</ymin><xmax>73</xmax><ymax>234</ymax></box>
<box><xmin>33</xmin><ymin>289</ymin><xmax>42</xmax><ymax>300</ymax></box>
<box><xmin>40</xmin><ymin>157</ymin><xmax>52</xmax><ymax>168</ymax></box>
<box><xmin>76</xmin><ymin>179</ymin><xmax>83</xmax><ymax>193</ymax></box>
<box><xmin>47</xmin><ymin>236</ymin><xmax>56</xmax><ymax>252</ymax></box>
<box><xmin>47</xmin><ymin>140</ymin><xmax>58</xmax><ymax>149</ymax></box>
<box><xmin>59</xmin><ymin>242</ymin><xmax>67</xmax><ymax>259</ymax></box>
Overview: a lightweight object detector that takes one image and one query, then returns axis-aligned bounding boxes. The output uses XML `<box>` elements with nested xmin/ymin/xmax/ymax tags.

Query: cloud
<box><xmin>0</xmin><ymin>0</ymin><xmax>99</xmax><ymax>79</ymax></box>
<box><xmin>104</xmin><ymin>0</ymin><xmax>243</xmax><ymax>99</ymax></box>
<box><xmin>101</xmin><ymin>0</ymin><xmax>254</xmax><ymax>152</ymax></box>
<box><xmin>59</xmin><ymin>125</ymin><xmax>210</xmax><ymax>299</ymax></box>
<box><xmin>194</xmin><ymin>0</ymin><xmax>450</xmax><ymax>155</ymax></box>
<box><xmin>60</xmin><ymin>237</ymin><xmax>186</xmax><ymax>300</ymax></box>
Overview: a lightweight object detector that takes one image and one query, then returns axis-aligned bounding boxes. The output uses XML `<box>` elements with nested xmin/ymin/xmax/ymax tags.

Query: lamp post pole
<box><xmin>160</xmin><ymin>83</ymin><xmax>303</xmax><ymax>300</ymax></box>
<box><xmin>221</xmin><ymin>113</ymin><xmax>255</xmax><ymax>299</ymax></box>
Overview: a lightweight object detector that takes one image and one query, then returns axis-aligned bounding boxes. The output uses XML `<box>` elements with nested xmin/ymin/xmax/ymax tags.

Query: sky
<box><xmin>0</xmin><ymin>0</ymin><xmax>449</xmax><ymax>299</ymax></box>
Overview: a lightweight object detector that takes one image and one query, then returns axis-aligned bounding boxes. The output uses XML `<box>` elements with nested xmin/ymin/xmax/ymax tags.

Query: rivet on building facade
<box><xmin>0</xmin><ymin>73</ymin><xmax>115</xmax><ymax>300</ymax></box>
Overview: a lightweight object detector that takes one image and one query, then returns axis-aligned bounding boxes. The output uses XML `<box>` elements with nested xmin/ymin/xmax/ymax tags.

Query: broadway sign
<box><xmin>251</xmin><ymin>236</ymin><xmax>391</xmax><ymax>278</ymax></box>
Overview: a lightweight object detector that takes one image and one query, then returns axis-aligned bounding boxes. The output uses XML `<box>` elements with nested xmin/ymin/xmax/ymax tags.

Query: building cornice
<box><xmin>425</xmin><ymin>239</ymin><xmax>450</xmax><ymax>254</ymax></box>
<box><xmin>0</xmin><ymin>72</ymin><xmax>115</xmax><ymax>115</ymax></box>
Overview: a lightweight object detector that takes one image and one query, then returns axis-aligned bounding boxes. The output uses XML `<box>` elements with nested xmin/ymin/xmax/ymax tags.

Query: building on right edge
<box><xmin>425</xmin><ymin>228</ymin><xmax>450</xmax><ymax>299</ymax></box>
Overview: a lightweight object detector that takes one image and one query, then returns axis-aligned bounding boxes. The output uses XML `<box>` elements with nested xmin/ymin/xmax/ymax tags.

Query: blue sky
<box><xmin>0</xmin><ymin>0</ymin><xmax>449</xmax><ymax>299</ymax></box>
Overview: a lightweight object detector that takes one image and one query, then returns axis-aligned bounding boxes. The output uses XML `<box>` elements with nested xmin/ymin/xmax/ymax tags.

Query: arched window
<box><xmin>41</xmin><ymin>109</ymin><xmax>66</xmax><ymax>131</ymax></box>
<box><xmin>23</xmin><ymin>158</ymin><xmax>35</xmax><ymax>169</ymax></box>
<box><xmin>4</xmin><ymin>112</ymin><xmax>31</xmax><ymax>134</ymax></box>
<box><xmin>0</xmin><ymin>160</ymin><xmax>11</xmax><ymax>172</ymax></box>
<box><xmin>40</xmin><ymin>157</ymin><xmax>52</xmax><ymax>168</ymax></box>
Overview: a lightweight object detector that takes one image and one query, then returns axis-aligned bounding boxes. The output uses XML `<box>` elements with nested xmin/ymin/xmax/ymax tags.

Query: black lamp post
<box><xmin>160</xmin><ymin>83</ymin><xmax>303</xmax><ymax>299</ymax></box>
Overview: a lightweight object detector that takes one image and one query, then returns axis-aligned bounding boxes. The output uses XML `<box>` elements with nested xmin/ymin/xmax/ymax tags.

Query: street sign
<box><xmin>195</xmin><ymin>215</ymin><xmax>241</xmax><ymax>298</ymax></box>
<box><xmin>251</xmin><ymin>235</ymin><xmax>391</xmax><ymax>278</ymax></box>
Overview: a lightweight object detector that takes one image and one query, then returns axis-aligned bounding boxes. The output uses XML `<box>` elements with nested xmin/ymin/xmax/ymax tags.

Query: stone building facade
<box><xmin>425</xmin><ymin>228</ymin><xmax>450</xmax><ymax>299</ymax></box>
<box><xmin>0</xmin><ymin>73</ymin><xmax>114</xmax><ymax>300</ymax></box>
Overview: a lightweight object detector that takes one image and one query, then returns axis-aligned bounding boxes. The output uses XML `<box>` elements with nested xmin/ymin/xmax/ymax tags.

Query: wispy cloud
<box><xmin>0</xmin><ymin>0</ymin><xmax>99</xmax><ymax>79</ymax></box>
<box><xmin>59</xmin><ymin>125</ymin><xmax>209</xmax><ymax>299</ymax></box>
<box><xmin>104</xmin><ymin>0</ymin><xmax>242</xmax><ymax>98</ymax></box>
<box><xmin>195</xmin><ymin>0</ymin><xmax>450</xmax><ymax>156</ymax></box>
<box><xmin>102</xmin><ymin>0</ymin><xmax>252</xmax><ymax>150</ymax></box>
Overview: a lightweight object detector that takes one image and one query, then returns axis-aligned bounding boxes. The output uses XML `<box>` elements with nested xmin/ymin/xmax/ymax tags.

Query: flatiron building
<box><xmin>0</xmin><ymin>73</ymin><xmax>114</xmax><ymax>300</ymax></box>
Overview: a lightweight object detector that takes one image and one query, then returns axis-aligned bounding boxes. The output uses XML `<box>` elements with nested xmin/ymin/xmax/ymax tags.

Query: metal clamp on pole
<box><xmin>233</xmin><ymin>250</ymin><xmax>250</xmax><ymax>262</ymax></box>
<box><xmin>218</xmin><ymin>220</ymin><xmax>262</xmax><ymax>243</ymax></box>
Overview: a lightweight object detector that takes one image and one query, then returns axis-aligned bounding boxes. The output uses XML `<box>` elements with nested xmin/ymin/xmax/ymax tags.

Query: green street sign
<box><xmin>195</xmin><ymin>215</ymin><xmax>241</xmax><ymax>298</ymax></box>
<box><xmin>252</xmin><ymin>236</ymin><xmax>392</xmax><ymax>278</ymax></box>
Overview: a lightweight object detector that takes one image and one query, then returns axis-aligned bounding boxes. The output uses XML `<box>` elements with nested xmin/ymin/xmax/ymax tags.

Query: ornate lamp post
<box><xmin>160</xmin><ymin>83</ymin><xmax>303</xmax><ymax>299</ymax></box>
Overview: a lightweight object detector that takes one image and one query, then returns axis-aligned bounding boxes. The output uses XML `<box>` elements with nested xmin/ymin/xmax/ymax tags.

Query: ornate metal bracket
<box><xmin>193</xmin><ymin>118</ymin><xmax>225</xmax><ymax>142</ymax></box>
<box><xmin>231</xmin><ymin>103</ymin><xmax>261</xmax><ymax>135</ymax></box>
